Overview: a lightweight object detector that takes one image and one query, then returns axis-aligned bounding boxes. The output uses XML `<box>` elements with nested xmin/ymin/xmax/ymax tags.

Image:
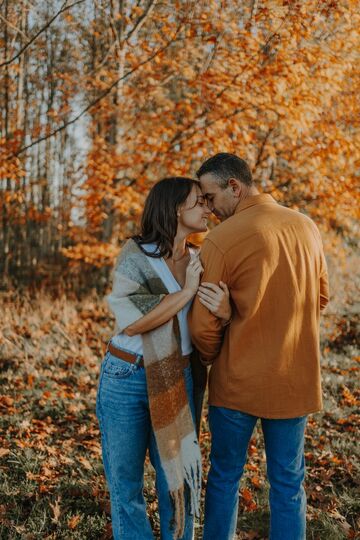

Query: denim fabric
<box><xmin>203</xmin><ymin>406</ymin><xmax>307</xmax><ymax>540</ymax></box>
<box><xmin>96</xmin><ymin>349</ymin><xmax>195</xmax><ymax>540</ymax></box>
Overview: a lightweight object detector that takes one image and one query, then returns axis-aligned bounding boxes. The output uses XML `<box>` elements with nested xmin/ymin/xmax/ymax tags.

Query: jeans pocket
<box><xmin>103</xmin><ymin>354</ymin><xmax>136</xmax><ymax>379</ymax></box>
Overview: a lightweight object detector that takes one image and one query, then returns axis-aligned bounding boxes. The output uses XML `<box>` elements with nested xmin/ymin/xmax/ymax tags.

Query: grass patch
<box><xmin>0</xmin><ymin>293</ymin><xmax>359</xmax><ymax>539</ymax></box>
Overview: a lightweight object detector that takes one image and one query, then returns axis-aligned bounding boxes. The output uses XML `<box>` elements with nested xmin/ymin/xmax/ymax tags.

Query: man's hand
<box><xmin>197</xmin><ymin>281</ymin><xmax>231</xmax><ymax>324</ymax></box>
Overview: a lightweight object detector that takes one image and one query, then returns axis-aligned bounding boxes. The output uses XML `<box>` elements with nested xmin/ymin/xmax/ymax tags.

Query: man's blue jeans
<box><xmin>96</xmin><ymin>349</ymin><xmax>195</xmax><ymax>540</ymax></box>
<box><xmin>203</xmin><ymin>406</ymin><xmax>307</xmax><ymax>540</ymax></box>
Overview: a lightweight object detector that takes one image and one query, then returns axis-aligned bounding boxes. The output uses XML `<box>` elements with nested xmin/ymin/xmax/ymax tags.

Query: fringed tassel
<box><xmin>184</xmin><ymin>459</ymin><xmax>202</xmax><ymax>517</ymax></box>
<box><xmin>171</xmin><ymin>486</ymin><xmax>185</xmax><ymax>540</ymax></box>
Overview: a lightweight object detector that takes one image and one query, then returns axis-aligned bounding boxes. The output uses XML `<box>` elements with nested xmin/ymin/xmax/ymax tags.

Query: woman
<box><xmin>96</xmin><ymin>177</ymin><xmax>231</xmax><ymax>540</ymax></box>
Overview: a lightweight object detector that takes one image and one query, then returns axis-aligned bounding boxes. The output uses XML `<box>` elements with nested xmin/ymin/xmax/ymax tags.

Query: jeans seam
<box><xmin>97</xmin><ymin>361</ymin><xmax>125</xmax><ymax>538</ymax></box>
<box><xmin>95</xmin><ymin>354</ymin><xmax>107</xmax><ymax>417</ymax></box>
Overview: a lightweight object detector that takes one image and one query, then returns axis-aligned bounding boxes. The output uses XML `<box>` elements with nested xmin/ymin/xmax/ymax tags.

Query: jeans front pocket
<box><xmin>103</xmin><ymin>353</ymin><xmax>137</xmax><ymax>379</ymax></box>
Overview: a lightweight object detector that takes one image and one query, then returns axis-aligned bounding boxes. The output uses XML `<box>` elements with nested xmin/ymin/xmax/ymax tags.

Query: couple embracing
<box><xmin>96</xmin><ymin>153</ymin><xmax>329</xmax><ymax>540</ymax></box>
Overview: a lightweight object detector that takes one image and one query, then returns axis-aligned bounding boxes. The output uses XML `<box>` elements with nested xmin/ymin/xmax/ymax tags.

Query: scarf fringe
<box><xmin>169</xmin><ymin>456</ymin><xmax>202</xmax><ymax>539</ymax></box>
<box><xmin>185</xmin><ymin>460</ymin><xmax>201</xmax><ymax>517</ymax></box>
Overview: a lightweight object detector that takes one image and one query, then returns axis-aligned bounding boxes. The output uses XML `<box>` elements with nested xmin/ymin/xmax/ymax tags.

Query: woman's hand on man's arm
<box><xmin>197</xmin><ymin>281</ymin><xmax>232</xmax><ymax>325</ymax></box>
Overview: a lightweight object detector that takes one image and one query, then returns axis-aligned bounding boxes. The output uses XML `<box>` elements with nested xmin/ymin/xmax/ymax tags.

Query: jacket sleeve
<box><xmin>319</xmin><ymin>249</ymin><xmax>329</xmax><ymax>311</ymax></box>
<box><xmin>313</xmin><ymin>225</ymin><xmax>329</xmax><ymax>311</ymax></box>
<box><xmin>188</xmin><ymin>238</ymin><xmax>229</xmax><ymax>363</ymax></box>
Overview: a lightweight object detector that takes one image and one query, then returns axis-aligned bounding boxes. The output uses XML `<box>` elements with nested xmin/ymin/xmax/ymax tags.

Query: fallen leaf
<box><xmin>251</xmin><ymin>476</ymin><xmax>262</xmax><ymax>488</ymax></box>
<box><xmin>50</xmin><ymin>497</ymin><xmax>61</xmax><ymax>523</ymax></box>
<box><xmin>0</xmin><ymin>396</ymin><xmax>14</xmax><ymax>407</ymax></box>
<box><xmin>77</xmin><ymin>456</ymin><xmax>92</xmax><ymax>470</ymax></box>
<box><xmin>68</xmin><ymin>514</ymin><xmax>81</xmax><ymax>529</ymax></box>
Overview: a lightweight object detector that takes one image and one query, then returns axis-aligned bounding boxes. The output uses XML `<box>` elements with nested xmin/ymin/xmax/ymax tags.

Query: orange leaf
<box><xmin>0</xmin><ymin>396</ymin><xmax>14</xmax><ymax>407</ymax></box>
<box><xmin>251</xmin><ymin>476</ymin><xmax>262</xmax><ymax>488</ymax></box>
<box><xmin>241</xmin><ymin>488</ymin><xmax>253</xmax><ymax>502</ymax></box>
<box><xmin>68</xmin><ymin>515</ymin><xmax>81</xmax><ymax>529</ymax></box>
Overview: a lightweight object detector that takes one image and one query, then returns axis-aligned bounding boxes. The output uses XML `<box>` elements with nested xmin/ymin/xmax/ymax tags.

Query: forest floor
<box><xmin>0</xmin><ymin>291</ymin><xmax>359</xmax><ymax>539</ymax></box>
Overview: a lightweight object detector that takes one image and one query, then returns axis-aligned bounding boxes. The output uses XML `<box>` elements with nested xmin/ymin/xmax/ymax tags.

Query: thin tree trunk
<box><xmin>2</xmin><ymin>0</ymin><xmax>11</xmax><ymax>281</ymax></box>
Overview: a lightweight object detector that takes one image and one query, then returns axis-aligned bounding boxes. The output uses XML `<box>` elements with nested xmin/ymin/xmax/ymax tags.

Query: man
<box><xmin>188</xmin><ymin>153</ymin><xmax>329</xmax><ymax>540</ymax></box>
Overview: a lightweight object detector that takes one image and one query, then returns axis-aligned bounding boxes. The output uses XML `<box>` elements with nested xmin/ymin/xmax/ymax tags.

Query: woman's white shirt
<box><xmin>110</xmin><ymin>243</ymin><xmax>195</xmax><ymax>356</ymax></box>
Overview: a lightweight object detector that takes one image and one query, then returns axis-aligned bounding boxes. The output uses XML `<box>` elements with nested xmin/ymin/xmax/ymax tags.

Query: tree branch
<box><xmin>163</xmin><ymin>8</ymin><xmax>292</xmax><ymax>155</ymax></box>
<box><xmin>250</xmin><ymin>0</ymin><xmax>259</xmax><ymax>22</ymax></box>
<box><xmin>254</xmin><ymin>127</ymin><xmax>275</xmax><ymax>169</ymax></box>
<box><xmin>0</xmin><ymin>0</ymin><xmax>86</xmax><ymax>69</ymax></box>
<box><xmin>125</xmin><ymin>0</ymin><xmax>158</xmax><ymax>43</ymax></box>
<box><xmin>215</xmin><ymin>14</ymin><xmax>289</xmax><ymax>101</ymax></box>
<box><xmin>0</xmin><ymin>13</ymin><xmax>29</xmax><ymax>40</ymax></box>
<box><xmin>8</xmin><ymin>22</ymin><xmax>183</xmax><ymax>158</ymax></box>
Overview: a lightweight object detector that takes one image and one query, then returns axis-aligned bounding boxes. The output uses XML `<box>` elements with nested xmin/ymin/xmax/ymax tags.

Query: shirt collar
<box><xmin>234</xmin><ymin>193</ymin><xmax>276</xmax><ymax>214</ymax></box>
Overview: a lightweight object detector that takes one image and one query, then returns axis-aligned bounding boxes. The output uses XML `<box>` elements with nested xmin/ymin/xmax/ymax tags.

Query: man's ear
<box><xmin>228</xmin><ymin>178</ymin><xmax>241</xmax><ymax>197</ymax></box>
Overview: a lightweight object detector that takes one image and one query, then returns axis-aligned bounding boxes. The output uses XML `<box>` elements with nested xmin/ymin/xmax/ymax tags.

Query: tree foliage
<box><xmin>0</xmin><ymin>0</ymin><xmax>359</xmax><ymax>288</ymax></box>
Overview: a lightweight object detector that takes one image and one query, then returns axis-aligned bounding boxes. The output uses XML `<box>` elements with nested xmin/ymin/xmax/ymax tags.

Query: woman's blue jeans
<box><xmin>96</xmin><ymin>349</ymin><xmax>195</xmax><ymax>540</ymax></box>
<box><xmin>203</xmin><ymin>406</ymin><xmax>307</xmax><ymax>540</ymax></box>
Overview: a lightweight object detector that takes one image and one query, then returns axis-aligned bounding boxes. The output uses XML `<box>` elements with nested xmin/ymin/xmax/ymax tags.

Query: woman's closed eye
<box><xmin>196</xmin><ymin>197</ymin><xmax>206</xmax><ymax>207</ymax></box>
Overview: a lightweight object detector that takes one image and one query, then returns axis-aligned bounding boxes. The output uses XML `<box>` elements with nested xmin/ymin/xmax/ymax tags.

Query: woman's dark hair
<box><xmin>132</xmin><ymin>177</ymin><xmax>199</xmax><ymax>258</ymax></box>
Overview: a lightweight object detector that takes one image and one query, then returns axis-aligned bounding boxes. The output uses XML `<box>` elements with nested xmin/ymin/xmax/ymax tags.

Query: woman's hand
<box><xmin>184</xmin><ymin>256</ymin><xmax>204</xmax><ymax>295</ymax></box>
<box><xmin>197</xmin><ymin>281</ymin><xmax>231</xmax><ymax>324</ymax></box>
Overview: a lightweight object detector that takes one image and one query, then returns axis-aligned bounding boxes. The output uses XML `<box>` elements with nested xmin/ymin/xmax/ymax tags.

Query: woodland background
<box><xmin>0</xmin><ymin>0</ymin><xmax>359</xmax><ymax>538</ymax></box>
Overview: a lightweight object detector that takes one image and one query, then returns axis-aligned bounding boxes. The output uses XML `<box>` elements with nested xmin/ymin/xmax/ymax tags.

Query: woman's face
<box><xmin>177</xmin><ymin>185</ymin><xmax>211</xmax><ymax>234</ymax></box>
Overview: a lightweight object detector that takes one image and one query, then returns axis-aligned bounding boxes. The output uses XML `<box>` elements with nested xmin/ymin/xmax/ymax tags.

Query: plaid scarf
<box><xmin>108</xmin><ymin>239</ymin><xmax>201</xmax><ymax>539</ymax></box>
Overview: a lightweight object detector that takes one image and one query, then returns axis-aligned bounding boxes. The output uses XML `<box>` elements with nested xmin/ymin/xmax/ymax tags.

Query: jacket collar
<box><xmin>234</xmin><ymin>193</ymin><xmax>276</xmax><ymax>214</ymax></box>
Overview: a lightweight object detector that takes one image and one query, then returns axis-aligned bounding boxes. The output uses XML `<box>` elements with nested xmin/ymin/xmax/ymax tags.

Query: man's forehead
<box><xmin>199</xmin><ymin>178</ymin><xmax>220</xmax><ymax>197</ymax></box>
<box><xmin>199</xmin><ymin>172</ymin><xmax>219</xmax><ymax>188</ymax></box>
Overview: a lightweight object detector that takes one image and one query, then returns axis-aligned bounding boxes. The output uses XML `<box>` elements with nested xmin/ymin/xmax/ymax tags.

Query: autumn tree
<box><xmin>1</xmin><ymin>0</ymin><xmax>359</xmax><ymax>290</ymax></box>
